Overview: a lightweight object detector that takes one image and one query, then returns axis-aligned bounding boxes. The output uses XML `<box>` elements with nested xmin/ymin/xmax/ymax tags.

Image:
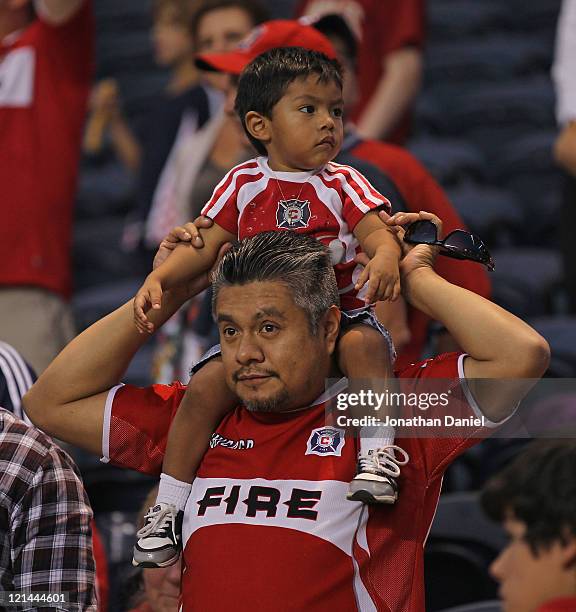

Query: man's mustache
<box><xmin>233</xmin><ymin>368</ymin><xmax>278</xmax><ymax>383</ymax></box>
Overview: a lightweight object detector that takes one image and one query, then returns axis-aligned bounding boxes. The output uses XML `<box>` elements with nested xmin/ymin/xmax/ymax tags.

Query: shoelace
<box><xmin>136</xmin><ymin>505</ymin><xmax>176</xmax><ymax>539</ymax></box>
<box><xmin>359</xmin><ymin>445</ymin><xmax>410</xmax><ymax>478</ymax></box>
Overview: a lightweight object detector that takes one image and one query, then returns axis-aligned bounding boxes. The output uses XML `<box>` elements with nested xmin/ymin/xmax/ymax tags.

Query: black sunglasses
<box><xmin>403</xmin><ymin>220</ymin><xmax>495</xmax><ymax>271</ymax></box>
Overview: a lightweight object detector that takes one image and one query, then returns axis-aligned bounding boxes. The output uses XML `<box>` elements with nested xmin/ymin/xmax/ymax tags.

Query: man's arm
<box><xmin>355</xmin><ymin>48</ymin><xmax>423</xmax><ymax>141</ymax></box>
<box><xmin>23</xmin><ymin>276</ymin><xmax>207</xmax><ymax>454</ymax></box>
<box><xmin>391</xmin><ymin>211</ymin><xmax>550</xmax><ymax>421</ymax></box>
<box><xmin>35</xmin><ymin>0</ymin><xmax>85</xmax><ymax>25</ymax></box>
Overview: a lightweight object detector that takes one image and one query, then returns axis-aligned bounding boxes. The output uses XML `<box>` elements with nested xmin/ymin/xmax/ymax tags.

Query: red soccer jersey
<box><xmin>103</xmin><ymin>352</ymin><xmax>506</xmax><ymax>612</ymax></box>
<box><xmin>0</xmin><ymin>2</ymin><xmax>94</xmax><ymax>298</ymax></box>
<box><xmin>350</xmin><ymin>139</ymin><xmax>492</xmax><ymax>369</ymax></box>
<box><xmin>296</xmin><ymin>0</ymin><xmax>425</xmax><ymax>143</ymax></box>
<box><xmin>201</xmin><ymin>156</ymin><xmax>391</xmax><ymax>310</ymax></box>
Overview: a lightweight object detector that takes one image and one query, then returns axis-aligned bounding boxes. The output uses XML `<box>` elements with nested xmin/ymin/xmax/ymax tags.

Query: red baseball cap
<box><xmin>195</xmin><ymin>19</ymin><xmax>337</xmax><ymax>75</ymax></box>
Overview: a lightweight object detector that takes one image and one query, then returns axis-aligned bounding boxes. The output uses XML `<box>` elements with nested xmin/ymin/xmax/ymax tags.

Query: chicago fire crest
<box><xmin>276</xmin><ymin>199</ymin><xmax>311</xmax><ymax>229</ymax></box>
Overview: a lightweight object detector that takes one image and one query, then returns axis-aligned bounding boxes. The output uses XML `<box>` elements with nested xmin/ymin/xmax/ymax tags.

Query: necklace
<box><xmin>272</xmin><ymin>170</ymin><xmax>313</xmax><ymax>204</ymax></box>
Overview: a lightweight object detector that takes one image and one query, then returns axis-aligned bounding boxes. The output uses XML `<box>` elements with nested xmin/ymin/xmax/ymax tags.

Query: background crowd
<box><xmin>1</xmin><ymin>0</ymin><xmax>575</xmax><ymax>610</ymax></box>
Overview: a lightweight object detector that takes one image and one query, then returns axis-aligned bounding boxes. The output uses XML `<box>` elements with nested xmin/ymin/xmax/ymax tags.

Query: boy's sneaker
<box><xmin>132</xmin><ymin>503</ymin><xmax>183</xmax><ymax>568</ymax></box>
<box><xmin>347</xmin><ymin>445</ymin><xmax>410</xmax><ymax>504</ymax></box>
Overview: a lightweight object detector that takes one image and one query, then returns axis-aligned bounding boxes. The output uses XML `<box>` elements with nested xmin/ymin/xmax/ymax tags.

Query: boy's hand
<box><xmin>133</xmin><ymin>274</ymin><xmax>163</xmax><ymax>334</ymax></box>
<box><xmin>354</xmin><ymin>250</ymin><xmax>401</xmax><ymax>304</ymax></box>
<box><xmin>153</xmin><ymin>216</ymin><xmax>215</xmax><ymax>270</ymax></box>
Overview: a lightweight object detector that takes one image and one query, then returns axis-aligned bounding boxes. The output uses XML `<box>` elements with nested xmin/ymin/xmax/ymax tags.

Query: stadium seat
<box><xmin>424</xmin><ymin>36</ymin><xmax>550</xmax><ymax>90</ymax></box>
<box><xmin>489</xmin><ymin>249</ymin><xmax>564</xmax><ymax>319</ymax></box>
<box><xmin>440</xmin><ymin>601</ymin><xmax>502</xmax><ymax>612</ymax></box>
<box><xmin>425</xmin><ymin>492</ymin><xmax>504</xmax><ymax>611</ymax></box>
<box><xmin>428</xmin><ymin>1</ymin><xmax>507</xmax><ymax>39</ymax></box>
<box><xmin>408</xmin><ymin>137</ymin><xmax>486</xmax><ymax>185</ymax></box>
<box><xmin>444</xmin><ymin>183</ymin><xmax>524</xmax><ymax>246</ymax></box>
<box><xmin>426</xmin><ymin>76</ymin><xmax>555</xmax><ymax>145</ymax></box>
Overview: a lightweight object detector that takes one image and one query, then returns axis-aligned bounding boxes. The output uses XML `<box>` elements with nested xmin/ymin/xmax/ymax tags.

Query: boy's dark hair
<box><xmin>481</xmin><ymin>440</ymin><xmax>576</xmax><ymax>555</ymax></box>
<box><xmin>234</xmin><ymin>47</ymin><xmax>343</xmax><ymax>156</ymax></box>
<box><xmin>190</xmin><ymin>0</ymin><xmax>269</xmax><ymax>42</ymax></box>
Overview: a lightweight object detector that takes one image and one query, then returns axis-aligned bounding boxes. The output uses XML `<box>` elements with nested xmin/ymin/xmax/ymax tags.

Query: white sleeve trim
<box><xmin>100</xmin><ymin>384</ymin><xmax>123</xmax><ymax>463</ymax></box>
<box><xmin>457</xmin><ymin>354</ymin><xmax>517</xmax><ymax>429</ymax></box>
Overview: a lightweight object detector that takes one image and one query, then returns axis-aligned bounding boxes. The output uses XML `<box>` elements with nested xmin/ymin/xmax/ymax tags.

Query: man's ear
<box><xmin>322</xmin><ymin>305</ymin><xmax>341</xmax><ymax>355</ymax></box>
<box><xmin>244</xmin><ymin>111</ymin><xmax>271</xmax><ymax>148</ymax></box>
<box><xmin>561</xmin><ymin>535</ymin><xmax>576</xmax><ymax>569</ymax></box>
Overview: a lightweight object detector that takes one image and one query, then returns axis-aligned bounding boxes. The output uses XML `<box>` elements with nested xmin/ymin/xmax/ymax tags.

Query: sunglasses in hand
<box><xmin>403</xmin><ymin>220</ymin><xmax>495</xmax><ymax>271</ymax></box>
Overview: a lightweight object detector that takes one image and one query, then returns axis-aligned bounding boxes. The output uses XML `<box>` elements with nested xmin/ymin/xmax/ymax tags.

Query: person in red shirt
<box><xmin>24</xmin><ymin>211</ymin><xmax>549</xmax><ymax>612</ymax></box>
<box><xmin>481</xmin><ymin>441</ymin><xmax>576</xmax><ymax>612</ymax></box>
<box><xmin>0</xmin><ymin>0</ymin><xmax>93</xmax><ymax>373</ymax></box>
<box><xmin>296</xmin><ymin>0</ymin><xmax>425</xmax><ymax>144</ymax></box>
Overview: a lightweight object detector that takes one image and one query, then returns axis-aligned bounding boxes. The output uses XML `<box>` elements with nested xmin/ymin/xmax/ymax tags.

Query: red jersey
<box><xmin>102</xmin><ymin>352</ymin><xmax>506</xmax><ymax>612</ymax></box>
<box><xmin>0</xmin><ymin>2</ymin><xmax>94</xmax><ymax>298</ymax></box>
<box><xmin>350</xmin><ymin>139</ymin><xmax>492</xmax><ymax>369</ymax></box>
<box><xmin>296</xmin><ymin>0</ymin><xmax>425</xmax><ymax>143</ymax></box>
<box><xmin>201</xmin><ymin>156</ymin><xmax>391</xmax><ymax>310</ymax></box>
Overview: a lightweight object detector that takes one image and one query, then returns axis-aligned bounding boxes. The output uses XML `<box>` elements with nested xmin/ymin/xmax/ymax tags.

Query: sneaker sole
<box><xmin>346</xmin><ymin>490</ymin><xmax>397</xmax><ymax>504</ymax></box>
<box><xmin>132</xmin><ymin>553</ymin><xmax>180</xmax><ymax>568</ymax></box>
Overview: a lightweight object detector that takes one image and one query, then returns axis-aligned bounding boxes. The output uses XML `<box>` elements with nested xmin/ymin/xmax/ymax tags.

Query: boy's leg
<box><xmin>133</xmin><ymin>358</ymin><xmax>236</xmax><ymax>567</ymax></box>
<box><xmin>338</xmin><ymin>322</ymin><xmax>408</xmax><ymax>504</ymax></box>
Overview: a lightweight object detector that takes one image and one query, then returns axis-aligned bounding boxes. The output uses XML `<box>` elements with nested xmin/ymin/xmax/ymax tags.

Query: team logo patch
<box><xmin>276</xmin><ymin>199</ymin><xmax>311</xmax><ymax>229</ymax></box>
<box><xmin>306</xmin><ymin>427</ymin><xmax>346</xmax><ymax>457</ymax></box>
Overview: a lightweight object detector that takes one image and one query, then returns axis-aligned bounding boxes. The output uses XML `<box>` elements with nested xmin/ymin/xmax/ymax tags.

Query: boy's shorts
<box><xmin>190</xmin><ymin>305</ymin><xmax>395</xmax><ymax>376</ymax></box>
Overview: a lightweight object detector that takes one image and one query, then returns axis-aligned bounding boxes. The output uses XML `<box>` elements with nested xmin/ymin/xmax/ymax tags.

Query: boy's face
<box><xmin>262</xmin><ymin>74</ymin><xmax>344</xmax><ymax>172</ymax></box>
<box><xmin>490</xmin><ymin>516</ymin><xmax>576</xmax><ymax>612</ymax></box>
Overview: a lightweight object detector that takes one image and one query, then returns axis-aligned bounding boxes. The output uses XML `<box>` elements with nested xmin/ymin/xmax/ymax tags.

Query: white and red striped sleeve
<box><xmin>325</xmin><ymin>162</ymin><xmax>392</xmax><ymax>231</ymax></box>
<box><xmin>201</xmin><ymin>159</ymin><xmax>262</xmax><ymax>235</ymax></box>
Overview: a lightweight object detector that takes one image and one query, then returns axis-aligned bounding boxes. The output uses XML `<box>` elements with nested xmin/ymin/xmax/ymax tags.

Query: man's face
<box><xmin>264</xmin><ymin>74</ymin><xmax>344</xmax><ymax>171</ymax></box>
<box><xmin>490</xmin><ymin>516</ymin><xmax>576</xmax><ymax>612</ymax></box>
<box><xmin>196</xmin><ymin>6</ymin><xmax>255</xmax><ymax>92</ymax></box>
<box><xmin>215</xmin><ymin>281</ymin><xmax>337</xmax><ymax>412</ymax></box>
<box><xmin>152</xmin><ymin>6</ymin><xmax>193</xmax><ymax>67</ymax></box>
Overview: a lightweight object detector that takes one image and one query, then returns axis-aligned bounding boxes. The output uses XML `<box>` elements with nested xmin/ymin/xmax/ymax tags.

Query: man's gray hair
<box><xmin>211</xmin><ymin>231</ymin><xmax>340</xmax><ymax>333</ymax></box>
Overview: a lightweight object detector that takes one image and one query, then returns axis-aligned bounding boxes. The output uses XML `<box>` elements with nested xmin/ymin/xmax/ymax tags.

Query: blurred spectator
<box><xmin>313</xmin><ymin>14</ymin><xmax>491</xmax><ymax>367</ymax></box>
<box><xmin>0</xmin><ymin>0</ymin><xmax>93</xmax><ymax>373</ymax></box>
<box><xmin>553</xmin><ymin>0</ymin><xmax>576</xmax><ymax>313</ymax></box>
<box><xmin>0</xmin><ymin>406</ymin><xmax>97</xmax><ymax>609</ymax></box>
<box><xmin>296</xmin><ymin>0</ymin><xmax>425</xmax><ymax>144</ymax></box>
<box><xmin>482</xmin><ymin>440</ymin><xmax>576</xmax><ymax>612</ymax></box>
<box><xmin>85</xmin><ymin>0</ymin><xmax>201</xmax><ymax>176</ymax></box>
<box><xmin>0</xmin><ymin>340</ymin><xmax>109</xmax><ymax>611</ymax></box>
<box><xmin>142</xmin><ymin>0</ymin><xmax>269</xmax><ymax>380</ymax></box>
<box><xmin>108</xmin><ymin>0</ymin><xmax>269</xmax><ymax>257</ymax></box>
<box><xmin>121</xmin><ymin>485</ymin><xmax>181</xmax><ymax>612</ymax></box>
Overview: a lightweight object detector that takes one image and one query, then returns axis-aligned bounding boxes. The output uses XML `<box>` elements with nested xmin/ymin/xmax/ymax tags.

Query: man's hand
<box><xmin>354</xmin><ymin>250</ymin><xmax>401</xmax><ymax>303</ymax></box>
<box><xmin>382</xmin><ymin>210</ymin><xmax>442</xmax><ymax>280</ymax></box>
<box><xmin>153</xmin><ymin>216</ymin><xmax>216</xmax><ymax>270</ymax></box>
<box><xmin>554</xmin><ymin>122</ymin><xmax>576</xmax><ymax>176</ymax></box>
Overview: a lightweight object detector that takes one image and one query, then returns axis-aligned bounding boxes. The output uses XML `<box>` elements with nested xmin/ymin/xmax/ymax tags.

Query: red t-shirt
<box><xmin>538</xmin><ymin>598</ymin><xmax>576</xmax><ymax>611</ymax></box>
<box><xmin>350</xmin><ymin>139</ymin><xmax>492</xmax><ymax>369</ymax></box>
<box><xmin>102</xmin><ymin>352</ymin><xmax>506</xmax><ymax>612</ymax></box>
<box><xmin>0</xmin><ymin>1</ymin><xmax>94</xmax><ymax>298</ymax></box>
<box><xmin>296</xmin><ymin>0</ymin><xmax>425</xmax><ymax>143</ymax></box>
<box><xmin>201</xmin><ymin>156</ymin><xmax>391</xmax><ymax>310</ymax></box>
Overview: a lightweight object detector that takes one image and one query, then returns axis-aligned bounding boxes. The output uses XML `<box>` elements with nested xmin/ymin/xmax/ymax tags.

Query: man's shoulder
<box><xmin>0</xmin><ymin>408</ymin><xmax>72</xmax><ymax>476</ymax></box>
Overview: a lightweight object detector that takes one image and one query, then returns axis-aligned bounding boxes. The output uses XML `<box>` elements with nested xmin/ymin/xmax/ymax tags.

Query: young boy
<box><xmin>132</xmin><ymin>47</ymin><xmax>409</xmax><ymax>568</ymax></box>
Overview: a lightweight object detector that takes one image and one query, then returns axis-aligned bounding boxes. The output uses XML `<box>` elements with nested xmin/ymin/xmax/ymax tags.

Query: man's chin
<box><xmin>239</xmin><ymin>388</ymin><xmax>290</xmax><ymax>413</ymax></box>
